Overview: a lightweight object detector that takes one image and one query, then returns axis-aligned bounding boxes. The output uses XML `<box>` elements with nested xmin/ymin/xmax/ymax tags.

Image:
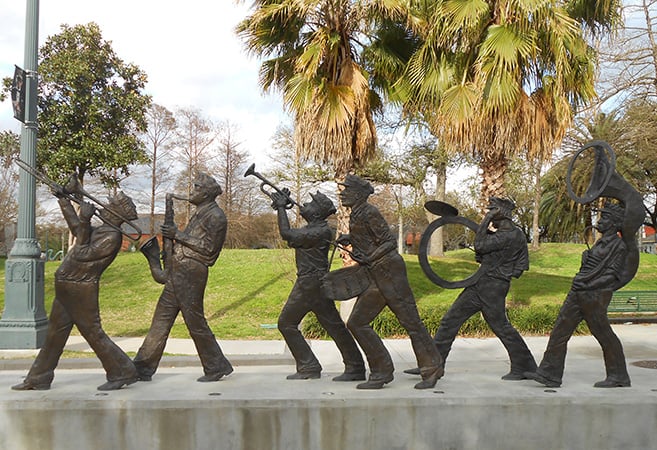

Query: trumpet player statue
<box><xmin>336</xmin><ymin>174</ymin><xmax>443</xmax><ymax>389</ymax></box>
<box><xmin>406</xmin><ymin>197</ymin><xmax>536</xmax><ymax>380</ymax></box>
<box><xmin>270</xmin><ymin>188</ymin><xmax>365</xmax><ymax>381</ymax></box>
<box><xmin>134</xmin><ymin>173</ymin><xmax>233</xmax><ymax>382</ymax></box>
<box><xmin>13</xmin><ymin>184</ymin><xmax>139</xmax><ymax>391</ymax></box>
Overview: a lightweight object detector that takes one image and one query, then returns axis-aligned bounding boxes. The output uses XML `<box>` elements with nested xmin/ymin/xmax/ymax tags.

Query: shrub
<box><xmin>301</xmin><ymin>302</ymin><xmax>589</xmax><ymax>338</ymax></box>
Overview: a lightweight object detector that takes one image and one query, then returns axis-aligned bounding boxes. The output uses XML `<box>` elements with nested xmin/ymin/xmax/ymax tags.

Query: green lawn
<box><xmin>1</xmin><ymin>243</ymin><xmax>655</xmax><ymax>339</ymax></box>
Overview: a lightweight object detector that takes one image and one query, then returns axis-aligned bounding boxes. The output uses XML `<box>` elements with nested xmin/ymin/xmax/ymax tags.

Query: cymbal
<box><xmin>424</xmin><ymin>200</ymin><xmax>458</xmax><ymax>217</ymax></box>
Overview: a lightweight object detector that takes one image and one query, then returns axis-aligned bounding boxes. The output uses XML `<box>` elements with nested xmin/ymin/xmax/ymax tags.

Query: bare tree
<box><xmin>267</xmin><ymin>123</ymin><xmax>332</xmax><ymax>227</ymax></box>
<box><xmin>172</xmin><ymin>108</ymin><xmax>218</xmax><ymax>224</ymax></box>
<box><xmin>598</xmin><ymin>1</ymin><xmax>657</xmax><ymax>105</ymax></box>
<box><xmin>142</xmin><ymin>104</ymin><xmax>176</xmax><ymax>235</ymax></box>
<box><xmin>212</xmin><ymin>121</ymin><xmax>259</xmax><ymax>248</ymax></box>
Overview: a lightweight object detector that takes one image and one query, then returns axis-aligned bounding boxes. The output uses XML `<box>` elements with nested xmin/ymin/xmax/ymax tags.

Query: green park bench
<box><xmin>608</xmin><ymin>290</ymin><xmax>657</xmax><ymax>314</ymax></box>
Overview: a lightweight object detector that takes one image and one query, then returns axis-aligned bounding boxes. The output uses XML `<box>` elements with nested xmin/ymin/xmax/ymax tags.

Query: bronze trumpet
<box><xmin>244</xmin><ymin>163</ymin><xmax>300</xmax><ymax>209</ymax></box>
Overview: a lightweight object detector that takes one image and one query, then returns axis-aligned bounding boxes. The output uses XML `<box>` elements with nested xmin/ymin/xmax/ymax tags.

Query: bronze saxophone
<box><xmin>140</xmin><ymin>193</ymin><xmax>177</xmax><ymax>284</ymax></box>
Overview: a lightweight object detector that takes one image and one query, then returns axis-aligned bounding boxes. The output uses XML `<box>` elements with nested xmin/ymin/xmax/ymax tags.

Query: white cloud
<box><xmin>0</xmin><ymin>1</ymin><xmax>286</xmax><ymax>167</ymax></box>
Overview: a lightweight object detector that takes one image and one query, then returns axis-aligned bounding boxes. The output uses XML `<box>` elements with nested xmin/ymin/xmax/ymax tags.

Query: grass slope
<box><xmin>1</xmin><ymin>243</ymin><xmax>655</xmax><ymax>339</ymax></box>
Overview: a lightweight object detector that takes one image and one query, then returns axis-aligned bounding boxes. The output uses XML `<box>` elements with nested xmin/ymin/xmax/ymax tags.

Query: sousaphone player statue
<box><xmin>408</xmin><ymin>197</ymin><xmax>536</xmax><ymax>380</ymax></box>
<box><xmin>525</xmin><ymin>140</ymin><xmax>644</xmax><ymax>388</ymax></box>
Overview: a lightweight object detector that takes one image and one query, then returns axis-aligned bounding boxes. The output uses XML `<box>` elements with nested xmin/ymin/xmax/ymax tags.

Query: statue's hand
<box><xmin>79</xmin><ymin>201</ymin><xmax>96</xmax><ymax>222</ymax></box>
<box><xmin>270</xmin><ymin>191</ymin><xmax>291</xmax><ymax>209</ymax></box>
<box><xmin>161</xmin><ymin>223</ymin><xmax>178</xmax><ymax>239</ymax></box>
<box><xmin>336</xmin><ymin>234</ymin><xmax>351</xmax><ymax>246</ymax></box>
<box><xmin>51</xmin><ymin>183</ymin><xmax>66</xmax><ymax>198</ymax></box>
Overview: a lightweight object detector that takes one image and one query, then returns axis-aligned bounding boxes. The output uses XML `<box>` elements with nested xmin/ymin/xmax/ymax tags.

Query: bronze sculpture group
<box><xmin>10</xmin><ymin>140</ymin><xmax>645</xmax><ymax>392</ymax></box>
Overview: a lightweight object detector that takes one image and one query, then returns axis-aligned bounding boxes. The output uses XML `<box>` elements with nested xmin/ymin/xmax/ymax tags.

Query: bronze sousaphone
<box><xmin>418</xmin><ymin>200</ymin><xmax>486</xmax><ymax>289</ymax></box>
<box><xmin>566</xmin><ymin>140</ymin><xmax>644</xmax><ymax>289</ymax></box>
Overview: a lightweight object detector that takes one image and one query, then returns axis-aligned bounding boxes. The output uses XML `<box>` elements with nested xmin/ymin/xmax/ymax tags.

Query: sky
<box><xmin>0</xmin><ymin>1</ymin><xmax>287</xmax><ymax>168</ymax></box>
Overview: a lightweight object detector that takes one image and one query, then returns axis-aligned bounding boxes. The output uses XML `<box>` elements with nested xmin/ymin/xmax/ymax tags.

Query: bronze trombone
<box><xmin>14</xmin><ymin>157</ymin><xmax>143</xmax><ymax>242</ymax></box>
<box><xmin>244</xmin><ymin>163</ymin><xmax>300</xmax><ymax>209</ymax></box>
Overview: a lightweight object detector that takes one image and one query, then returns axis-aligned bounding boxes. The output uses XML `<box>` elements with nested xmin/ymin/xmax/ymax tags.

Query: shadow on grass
<box><xmin>207</xmin><ymin>272</ymin><xmax>288</xmax><ymax>320</ymax></box>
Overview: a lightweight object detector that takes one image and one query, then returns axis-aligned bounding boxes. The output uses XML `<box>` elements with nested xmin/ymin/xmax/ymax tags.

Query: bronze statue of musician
<box><xmin>13</xmin><ymin>183</ymin><xmax>140</xmax><ymax>391</ymax></box>
<box><xmin>406</xmin><ymin>197</ymin><xmax>536</xmax><ymax>381</ymax></box>
<box><xmin>134</xmin><ymin>172</ymin><xmax>233</xmax><ymax>382</ymax></box>
<box><xmin>334</xmin><ymin>174</ymin><xmax>443</xmax><ymax>390</ymax></box>
<box><xmin>526</xmin><ymin>141</ymin><xmax>644</xmax><ymax>388</ymax></box>
<box><xmin>270</xmin><ymin>188</ymin><xmax>365</xmax><ymax>381</ymax></box>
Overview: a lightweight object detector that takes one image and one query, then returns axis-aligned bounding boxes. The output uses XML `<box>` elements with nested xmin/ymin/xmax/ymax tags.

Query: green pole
<box><xmin>0</xmin><ymin>0</ymin><xmax>48</xmax><ymax>349</ymax></box>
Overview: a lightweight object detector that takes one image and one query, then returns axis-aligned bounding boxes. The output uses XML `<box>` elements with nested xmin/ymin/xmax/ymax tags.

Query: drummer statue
<box><xmin>270</xmin><ymin>188</ymin><xmax>365</xmax><ymax>381</ymax></box>
<box><xmin>334</xmin><ymin>174</ymin><xmax>443</xmax><ymax>390</ymax></box>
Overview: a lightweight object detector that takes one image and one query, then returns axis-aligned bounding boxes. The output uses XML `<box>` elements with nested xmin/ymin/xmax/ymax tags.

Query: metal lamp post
<box><xmin>0</xmin><ymin>0</ymin><xmax>48</xmax><ymax>348</ymax></box>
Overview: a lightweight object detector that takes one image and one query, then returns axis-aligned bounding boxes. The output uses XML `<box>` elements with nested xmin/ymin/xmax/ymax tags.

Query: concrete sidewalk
<box><xmin>2</xmin><ymin>323</ymin><xmax>657</xmax><ymax>383</ymax></box>
<box><xmin>2</xmin><ymin>323</ymin><xmax>657</xmax><ymax>450</ymax></box>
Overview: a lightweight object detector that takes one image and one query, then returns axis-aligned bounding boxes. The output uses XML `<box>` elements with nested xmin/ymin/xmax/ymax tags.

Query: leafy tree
<box><xmin>237</xmin><ymin>1</ymin><xmax>405</xmax><ymax>231</ymax></box>
<box><xmin>370</xmin><ymin>0</ymin><xmax>620</xmax><ymax>209</ymax></box>
<box><xmin>36</xmin><ymin>23</ymin><xmax>151</xmax><ymax>188</ymax></box>
<box><xmin>0</xmin><ymin>131</ymin><xmax>20</xmax><ymax>254</ymax></box>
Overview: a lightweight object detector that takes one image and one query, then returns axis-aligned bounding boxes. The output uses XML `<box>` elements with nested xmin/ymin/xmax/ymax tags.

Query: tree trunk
<box><xmin>150</xmin><ymin>143</ymin><xmax>158</xmax><ymax>236</ymax></box>
<box><xmin>427</xmin><ymin>159</ymin><xmax>447</xmax><ymax>257</ymax></box>
<box><xmin>479</xmin><ymin>153</ymin><xmax>508</xmax><ymax>214</ymax></box>
<box><xmin>334</xmin><ymin>171</ymin><xmax>350</xmax><ymax>238</ymax></box>
<box><xmin>531</xmin><ymin>160</ymin><xmax>541</xmax><ymax>250</ymax></box>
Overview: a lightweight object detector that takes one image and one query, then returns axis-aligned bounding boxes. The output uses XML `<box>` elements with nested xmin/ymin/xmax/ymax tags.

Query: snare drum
<box><xmin>321</xmin><ymin>265</ymin><xmax>371</xmax><ymax>300</ymax></box>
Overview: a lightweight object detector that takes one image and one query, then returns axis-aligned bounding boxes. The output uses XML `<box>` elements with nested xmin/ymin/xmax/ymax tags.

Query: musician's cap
<box><xmin>338</xmin><ymin>174</ymin><xmax>374</xmax><ymax>195</ymax></box>
<box><xmin>310</xmin><ymin>191</ymin><xmax>336</xmax><ymax>218</ymax></box>
<box><xmin>196</xmin><ymin>172</ymin><xmax>222</xmax><ymax>198</ymax></box>
<box><xmin>599</xmin><ymin>202</ymin><xmax>624</xmax><ymax>224</ymax></box>
<box><xmin>108</xmin><ymin>191</ymin><xmax>138</xmax><ymax>221</ymax></box>
<box><xmin>487</xmin><ymin>197</ymin><xmax>515</xmax><ymax>219</ymax></box>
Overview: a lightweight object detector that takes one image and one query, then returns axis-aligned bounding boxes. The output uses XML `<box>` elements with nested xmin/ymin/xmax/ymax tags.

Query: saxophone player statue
<box><xmin>135</xmin><ymin>173</ymin><xmax>233</xmax><ymax>382</ymax></box>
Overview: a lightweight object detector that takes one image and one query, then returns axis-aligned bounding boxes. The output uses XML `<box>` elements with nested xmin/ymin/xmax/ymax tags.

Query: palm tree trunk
<box><xmin>479</xmin><ymin>153</ymin><xmax>508</xmax><ymax>213</ymax></box>
<box><xmin>531</xmin><ymin>160</ymin><xmax>541</xmax><ymax>250</ymax></box>
<box><xmin>334</xmin><ymin>170</ymin><xmax>350</xmax><ymax>238</ymax></box>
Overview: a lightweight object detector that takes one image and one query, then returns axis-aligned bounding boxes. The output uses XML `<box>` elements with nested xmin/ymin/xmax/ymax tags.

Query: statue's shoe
<box><xmin>403</xmin><ymin>367</ymin><xmax>421</xmax><ymax>376</ymax></box>
<box><xmin>414</xmin><ymin>366</ymin><xmax>444</xmax><ymax>390</ymax></box>
<box><xmin>197</xmin><ymin>366</ymin><xmax>234</xmax><ymax>382</ymax></box>
<box><xmin>332</xmin><ymin>371</ymin><xmax>366</xmax><ymax>382</ymax></box>
<box><xmin>286</xmin><ymin>371</ymin><xmax>321</xmax><ymax>380</ymax></box>
<box><xmin>593</xmin><ymin>377</ymin><xmax>631</xmax><ymax>388</ymax></box>
<box><xmin>356</xmin><ymin>373</ymin><xmax>394</xmax><ymax>390</ymax></box>
<box><xmin>97</xmin><ymin>376</ymin><xmax>138</xmax><ymax>391</ymax></box>
<box><xmin>523</xmin><ymin>371</ymin><xmax>561</xmax><ymax>388</ymax></box>
<box><xmin>12</xmin><ymin>380</ymin><xmax>51</xmax><ymax>391</ymax></box>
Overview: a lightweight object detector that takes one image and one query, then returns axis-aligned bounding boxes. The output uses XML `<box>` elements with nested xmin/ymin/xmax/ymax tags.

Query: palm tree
<box><xmin>237</xmin><ymin>0</ymin><xmax>406</xmax><ymax>230</ymax></box>
<box><xmin>379</xmin><ymin>0</ymin><xmax>621</xmax><ymax>210</ymax></box>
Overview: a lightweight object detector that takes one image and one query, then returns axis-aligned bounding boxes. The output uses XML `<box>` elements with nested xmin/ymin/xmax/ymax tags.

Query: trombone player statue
<box><xmin>13</xmin><ymin>175</ymin><xmax>140</xmax><ymax>391</ymax></box>
<box><xmin>134</xmin><ymin>172</ymin><xmax>234</xmax><ymax>382</ymax></box>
